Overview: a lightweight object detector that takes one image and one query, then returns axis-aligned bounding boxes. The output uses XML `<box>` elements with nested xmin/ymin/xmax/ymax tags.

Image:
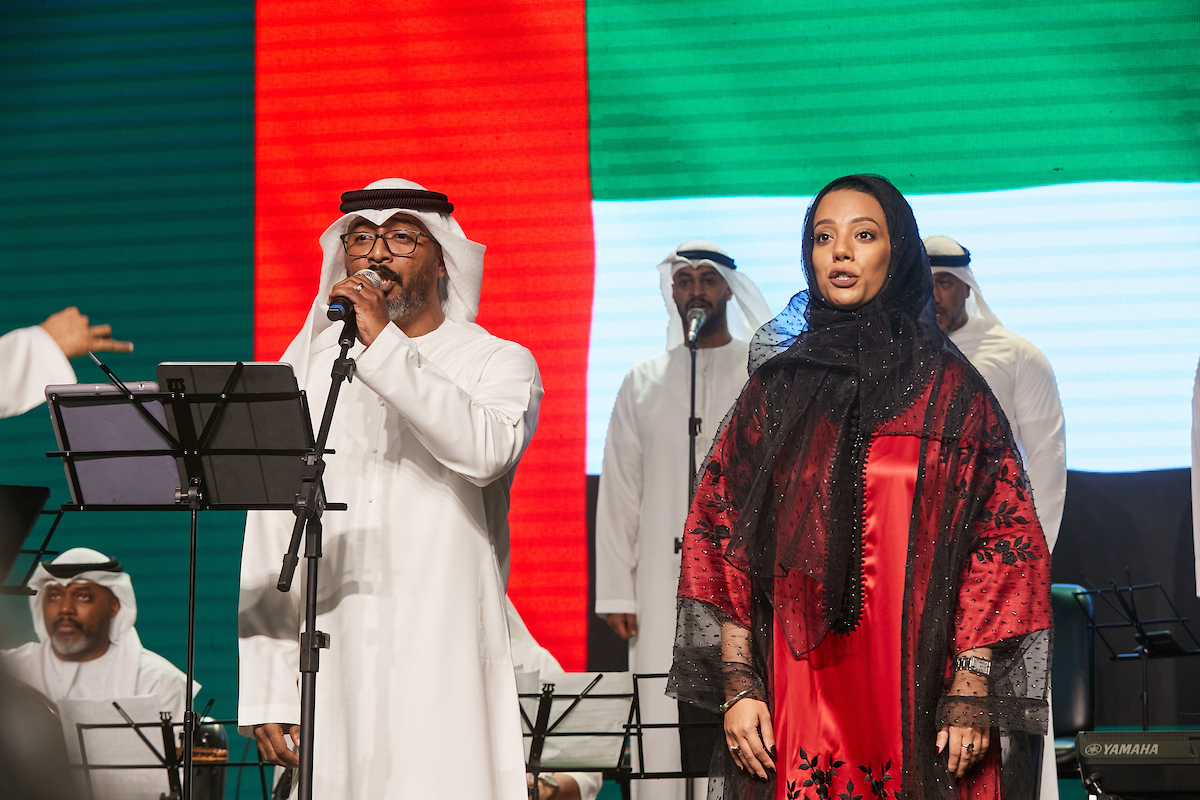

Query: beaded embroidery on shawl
<box><xmin>667</xmin><ymin>176</ymin><xmax>1052</xmax><ymax>800</ymax></box>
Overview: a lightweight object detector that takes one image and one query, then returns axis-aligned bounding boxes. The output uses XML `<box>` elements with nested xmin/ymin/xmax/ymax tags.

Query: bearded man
<box><xmin>0</xmin><ymin>547</ymin><xmax>191</xmax><ymax>719</ymax></box>
<box><xmin>238</xmin><ymin>179</ymin><xmax>543</xmax><ymax>800</ymax></box>
<box><xmin>594</xmin><ymin>242</ymin><xmax>770</xmax><ymax>800</ymax></box>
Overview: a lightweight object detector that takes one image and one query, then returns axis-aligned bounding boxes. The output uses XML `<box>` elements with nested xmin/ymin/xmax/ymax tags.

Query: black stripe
<box><xmin>42</xmin><ymin>559</ymin><xmax>124</xmax><ymax>578</ymax></box>
<box><xmin>677</xmin><ymin>249</ymin><xmax>737</xmax><ymax>270</ymax></box>
<box><xmin>927</xmin><ymin>252</ymin><xmax>971</xmax><ymax>268</ymax></box>
<box><xmin>340</xmin><ymin>189</ymin><xmax>454</xmax><ymax>215</ymax></box>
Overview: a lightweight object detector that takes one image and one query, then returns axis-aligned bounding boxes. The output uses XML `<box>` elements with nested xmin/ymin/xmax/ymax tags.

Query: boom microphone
<box><xmin>327</xmin><ymin>269</ymin><xmax>384</xmax><ymax>321</ymax></box>
<box><xmin>686</xmin><ymin>307</ymin><xmax>707</xmax><ymax>346</ymax></box>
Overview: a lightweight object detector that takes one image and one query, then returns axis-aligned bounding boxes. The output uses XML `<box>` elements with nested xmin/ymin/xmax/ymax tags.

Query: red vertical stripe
<box><xmin>254</xmin><ymin>0</ymin><xmax>592</xmax><ymax>668</ymax></box>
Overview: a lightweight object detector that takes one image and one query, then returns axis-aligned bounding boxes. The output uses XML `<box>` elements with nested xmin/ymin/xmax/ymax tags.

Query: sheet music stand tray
<box><xmin>45</xmin><ymin>361</ymin><xmax>344</xmax><ymax>800</ymax></box>
<box><xmin>72</xmin><ymin>711</ymin><xmax>273</xmax><ymax>800</ymax></box>
<box><xmin>519</xmin><ymin>672</ymin><xmax>634</xmax><ymax>797</ymax></box>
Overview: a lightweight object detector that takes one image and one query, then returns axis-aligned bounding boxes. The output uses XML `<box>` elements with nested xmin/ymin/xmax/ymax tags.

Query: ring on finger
<box><xmin>355</xmin><ymin>283</ymin><xmax>363</xmax><ymax>292</ymax></box>
<box><xmin>729</xmin><ymin>744</ymin><xmax>740</xmax><ymax>751</ymax></box>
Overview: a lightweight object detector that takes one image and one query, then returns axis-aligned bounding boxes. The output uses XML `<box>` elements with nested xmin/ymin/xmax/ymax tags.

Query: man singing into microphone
<box><xmin>594</xmin><ymin>242</ymin><xmax>770</xmax><ymax>800</ymax></box>
<box><xmin>237</xmin><ymin>179</ymin><xmax>543</xmax><ymax>800</ymax></box>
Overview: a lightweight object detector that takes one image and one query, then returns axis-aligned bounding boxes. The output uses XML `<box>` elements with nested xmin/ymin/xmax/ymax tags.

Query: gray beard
<box><xmin>50</xmin><ymin>630</ymin><xmax>103</xmax><ymax>657</ymax></box>
<box><xmin>387</xmin><ymin>289</ymin><xmax>425</xmax><ymax>322</ymax></box>
<box><xmin>386</xmin><ymin>263</ymin><xmax>436</xmax><ymax>323</ymax></box>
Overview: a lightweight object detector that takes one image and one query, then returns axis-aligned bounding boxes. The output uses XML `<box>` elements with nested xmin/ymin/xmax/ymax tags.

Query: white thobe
<box><xmin>238</xmin><ymin>317</ymin><xmax>541</xmax><ymax>800</ymax></box>
<box><xmin>948</xmin><ymin>315</ymin><xmax>1067</xmax><ymax>549</ymax></box>
<box><xmin>594</xmin><ymin>340</ymin><xmax>750</xmax><ymax>800</ymax></box>
<box><xmin>1</xmin><ymin>632</ymin><xmax>191</xmax><ymax>722</ymax></box>
<box><xmin>949</xmin><ymin>315</ymin><xmax>1066</xmax><ymax>799</ymax></box>
<box><xmin>0</xmin><ymin>325</ymin><xmax>75</xmax><ymax>418</ymax></box>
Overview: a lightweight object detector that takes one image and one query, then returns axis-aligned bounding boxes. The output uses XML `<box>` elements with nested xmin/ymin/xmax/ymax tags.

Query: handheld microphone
<box><xmin>327</xmin><ymin>269</ymin><xmax>384</xmax><ymax>321</ymax></box>
<box><xmin>686</xmin><ymin>307</ymin><xmax>707</xmax><ymax>346</ymax></box>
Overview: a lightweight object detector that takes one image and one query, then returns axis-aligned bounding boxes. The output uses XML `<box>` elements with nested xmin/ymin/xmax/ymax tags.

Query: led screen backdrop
<box><xmin>0</xmin><ymin>1</ymin><xmax>1196</xmax><ymax>720</ymax></box>
<box><xmin>0</xmin><ymin>0</ymin><xmax>255</xmax><ymax>726</ymax></box>
<box><xmin>256</xmin><ymin>0</ymin><xmax>1198</xmax><ymax>668</ymax></box>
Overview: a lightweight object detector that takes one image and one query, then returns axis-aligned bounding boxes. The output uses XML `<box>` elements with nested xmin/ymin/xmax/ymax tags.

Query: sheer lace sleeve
<box><xmin>668</xmin><ymin>383</ymin><xmax>762</xmax><ymax>713</ymax></box>
<box><xmin>939</xmin><ymin>444</ymin><xmax>1052</xmax><ymax>735</ymax></box>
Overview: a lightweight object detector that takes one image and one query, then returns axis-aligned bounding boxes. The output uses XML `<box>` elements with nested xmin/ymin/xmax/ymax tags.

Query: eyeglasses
<box><xmin>340</xmin><ymin>229</ymin><xmax>425</xmax><ymax>257</ymax></box>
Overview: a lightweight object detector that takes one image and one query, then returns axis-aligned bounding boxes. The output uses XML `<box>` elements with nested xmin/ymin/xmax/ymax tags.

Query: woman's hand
<box><xmin>937</xmin><ymin>648</ymin><xmax>992</xmax><ymax>779</ymax></box>
<box><xmin>724</xmin><ymin>697</ymin><xmax>775</xmax><ymax>778</ymax></box>
<box><xmin>936</xmin><ymin>723</ymin><xmax>989</xmax><ymax>778</ymax></box>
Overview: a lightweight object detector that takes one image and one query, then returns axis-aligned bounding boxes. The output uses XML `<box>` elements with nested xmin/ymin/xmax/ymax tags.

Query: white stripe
<box><xmin>588</xmin><ymin>182</ymin><xmax>1200</xmax><ymax>473</ymax></box>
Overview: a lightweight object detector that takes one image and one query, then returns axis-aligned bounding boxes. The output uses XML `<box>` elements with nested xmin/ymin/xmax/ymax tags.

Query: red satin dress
<box><xmin>771</xmin><ymin>433</ymin><xmax>1000</xmax><ymax>800</ymax></box>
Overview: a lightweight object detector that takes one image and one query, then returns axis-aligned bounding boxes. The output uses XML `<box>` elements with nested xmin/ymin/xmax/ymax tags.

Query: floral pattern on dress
<box><xmin>784</xmin><ymin>749</ymin><xmax>893</xmax><ymax>800</ymax></box>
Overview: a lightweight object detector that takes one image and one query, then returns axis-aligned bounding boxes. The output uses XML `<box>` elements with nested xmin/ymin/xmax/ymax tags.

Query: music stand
<box><xmin>1077</xmin><ymin>570</ymin><xmax>1200</xmax><ymax>730</ymax></box>
<box><xmin>45</xmin><ymin>361</ymin><xmax>339</xmax><ymax>800</ymax></box>
<box><xmin>0</xmin><ymin>484</ymin><xmax>52</xmax><ymax>592</ymax></box>
<box><xmin>71</xmin><ymin>709</ymin><xmax>273</xmax><ymax>800</ymax></box>
<box><xmin>517</xmin><ymin>672</ymin><xmax>634</xmax><ymax>797</ymax></box>
<box><xmin>624</xmin><ymin>673</ymin><xmax>721</xmax><ymax>784</ymax></box>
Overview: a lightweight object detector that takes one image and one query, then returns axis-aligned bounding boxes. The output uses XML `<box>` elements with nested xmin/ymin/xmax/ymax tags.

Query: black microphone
<box><xmin>686</xmin><ymin>307</ymin><xmax>707</xmax><ymax>346</ymax></box>
<box><xmin>327</xmin><ymin>269</ymin><xmax>384</xmax><ymax>321</ymax></box>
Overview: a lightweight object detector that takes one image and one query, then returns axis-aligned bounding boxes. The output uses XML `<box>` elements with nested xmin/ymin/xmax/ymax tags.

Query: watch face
<box><xmin>956</xmin><ymin>656</ymin><xmax>990</xmax><ymax>676</ymax></box>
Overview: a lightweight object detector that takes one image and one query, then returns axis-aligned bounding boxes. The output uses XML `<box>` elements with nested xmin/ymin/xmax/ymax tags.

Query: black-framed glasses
<box><xmin>340</xmin><ymin>229</ymin><xmax>425</xmax><ymax>257</ymax></box>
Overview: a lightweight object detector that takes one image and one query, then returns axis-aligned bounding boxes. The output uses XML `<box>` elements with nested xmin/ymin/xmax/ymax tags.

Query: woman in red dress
<box><xmin>667</xmin><ymin>175</ymin><xmax>1051</xmax><ymax>800</ymax></box>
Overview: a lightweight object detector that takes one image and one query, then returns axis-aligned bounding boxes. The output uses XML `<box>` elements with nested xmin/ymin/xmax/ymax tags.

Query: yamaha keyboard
<box><xmin>1077</xmin><ymin>730</ymin><xmax>1200</xmax><ymax>798</ymax></box>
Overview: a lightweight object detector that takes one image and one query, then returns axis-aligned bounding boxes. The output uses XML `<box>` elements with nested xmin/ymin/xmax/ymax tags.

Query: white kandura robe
<box><xmin>1</xmin><ymin>632</ymin><xmax>192</xmax><ymax>722</ymax></box>
<box><xmin>594</xmin><ymin>339</ymin><xmax>750</xmax><ymax>800</ymax></box>
<box><xmin>948</xmin><ymin>314</ymin><xmax>1067</xmax><ymax>549</ymax></box>
<box><xmin>0</xmin><ymin>325</ymin><xmax>75</xmax><ymax>418</ymax></box>
<box><xmin>238</xmin><ymin>316</ymin><xmax>542</xmax><ymax>800</ymax></box>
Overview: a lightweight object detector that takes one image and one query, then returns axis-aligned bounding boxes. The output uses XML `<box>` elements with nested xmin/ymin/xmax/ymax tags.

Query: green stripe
<box><xmin>587</xmin><ymin>0</ymin><xmax>1200</xmax><ymax>199</ymax></box>
<box><xmin>0</xmin><ymin>0</ymin><xmax>254</xmax><ymax>724</ymax></box>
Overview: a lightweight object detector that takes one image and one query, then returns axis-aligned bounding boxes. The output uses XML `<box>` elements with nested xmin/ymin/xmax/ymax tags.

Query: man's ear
<box><xmin>109</xmin><ymin>593</ymin><xmax>121</xmax><ymax>619</ymax></box>
<box><xmin>725</xmin><ymin>284</ymin><xmax>733</xmax><ymax>301</ymax></box>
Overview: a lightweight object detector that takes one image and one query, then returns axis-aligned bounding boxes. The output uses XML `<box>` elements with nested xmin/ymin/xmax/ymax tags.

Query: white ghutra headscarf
<box><xmin>28</xmin><ymin>547</ymin><xmax>136</xmax><ymax>645</ymax></box>
<box><xmin>280</xmin><ymin>178</ymin><xmax>488</xmax><ymax>385</ymax></box>
<box><xmin>656</xmin><ymin>240</ymin><xmax>773</xmax><ymax>350</ymax></box>
<box><xmin>924</xmin><ymin>235</ymin><xmax>1003</xmax><ymax>327</ymax></box>
<box><xmin>27</xmin><ymin>547</ymin><xmax>144</xmax><ymax>698</ymax></box>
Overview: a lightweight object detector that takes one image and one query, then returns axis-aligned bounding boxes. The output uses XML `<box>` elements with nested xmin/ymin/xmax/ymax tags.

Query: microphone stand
<box><xmin>688</xmin><ymin>331</ymin><xmax>701</xmax><ymax>499</ymax></box>
<box><xmin>684</xmin><ymin>323</ymin><xmax>706</xmax><ymax>800</ymax></box>
<box><xmin>277</xmin><ymin>313</ymin><xmax>358</xmax><ymax>800</ymax></box>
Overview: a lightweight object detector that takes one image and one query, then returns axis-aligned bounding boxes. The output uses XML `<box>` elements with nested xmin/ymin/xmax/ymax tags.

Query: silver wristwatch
<box><xmin>954</xmin><ymin>655</ymin><xmax>992</xmax><ymax>677</ymax></box>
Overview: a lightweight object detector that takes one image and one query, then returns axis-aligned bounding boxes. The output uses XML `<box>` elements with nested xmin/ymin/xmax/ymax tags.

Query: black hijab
<box><xmin>669</xmin><ymin>175</ymin><xmax>1050</xmax><ymax>799</ymax></box>
<box><xmin>732</xmin><ymin>175</ymin><xmax>952</xmax><ymax>647</ymax></box>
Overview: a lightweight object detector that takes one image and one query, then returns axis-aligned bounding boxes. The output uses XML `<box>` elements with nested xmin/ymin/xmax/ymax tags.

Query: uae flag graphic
<box><xmin>255</xmin><ymin>0</ymin><xmax>1199</xmax><ymax>667</ymax></box>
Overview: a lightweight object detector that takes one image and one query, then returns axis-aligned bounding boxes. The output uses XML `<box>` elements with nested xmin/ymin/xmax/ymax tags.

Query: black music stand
<box><xmin>518</xmin><ymin>672</ymin><xmax>634</xmax><ymax>798</ymax></box>
<box><xmin>0</xmin><ymin>484</ymin><xmax>53</xmax><ymax>592</ymax></box>
<box><xmin>71</xmin><ymin>709</ymin><xmax>273</xmax><ymax>800</ymax></box>
<box><xmin>45</xmin><ymin>361</ymin><xmax>341</xmax><ymax>800</ymax></box>
<box><xmin>1078</xmin><ymin>570</ymin><xmax>1200</xmax><ymax>731</ymax></box>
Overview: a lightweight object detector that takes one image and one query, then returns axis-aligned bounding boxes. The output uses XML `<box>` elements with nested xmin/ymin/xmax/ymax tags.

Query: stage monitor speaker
<box><xmin>1076</xmin><ymin>730</ymin><xmax>1200</xmax><ymax>799</ymax></box>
